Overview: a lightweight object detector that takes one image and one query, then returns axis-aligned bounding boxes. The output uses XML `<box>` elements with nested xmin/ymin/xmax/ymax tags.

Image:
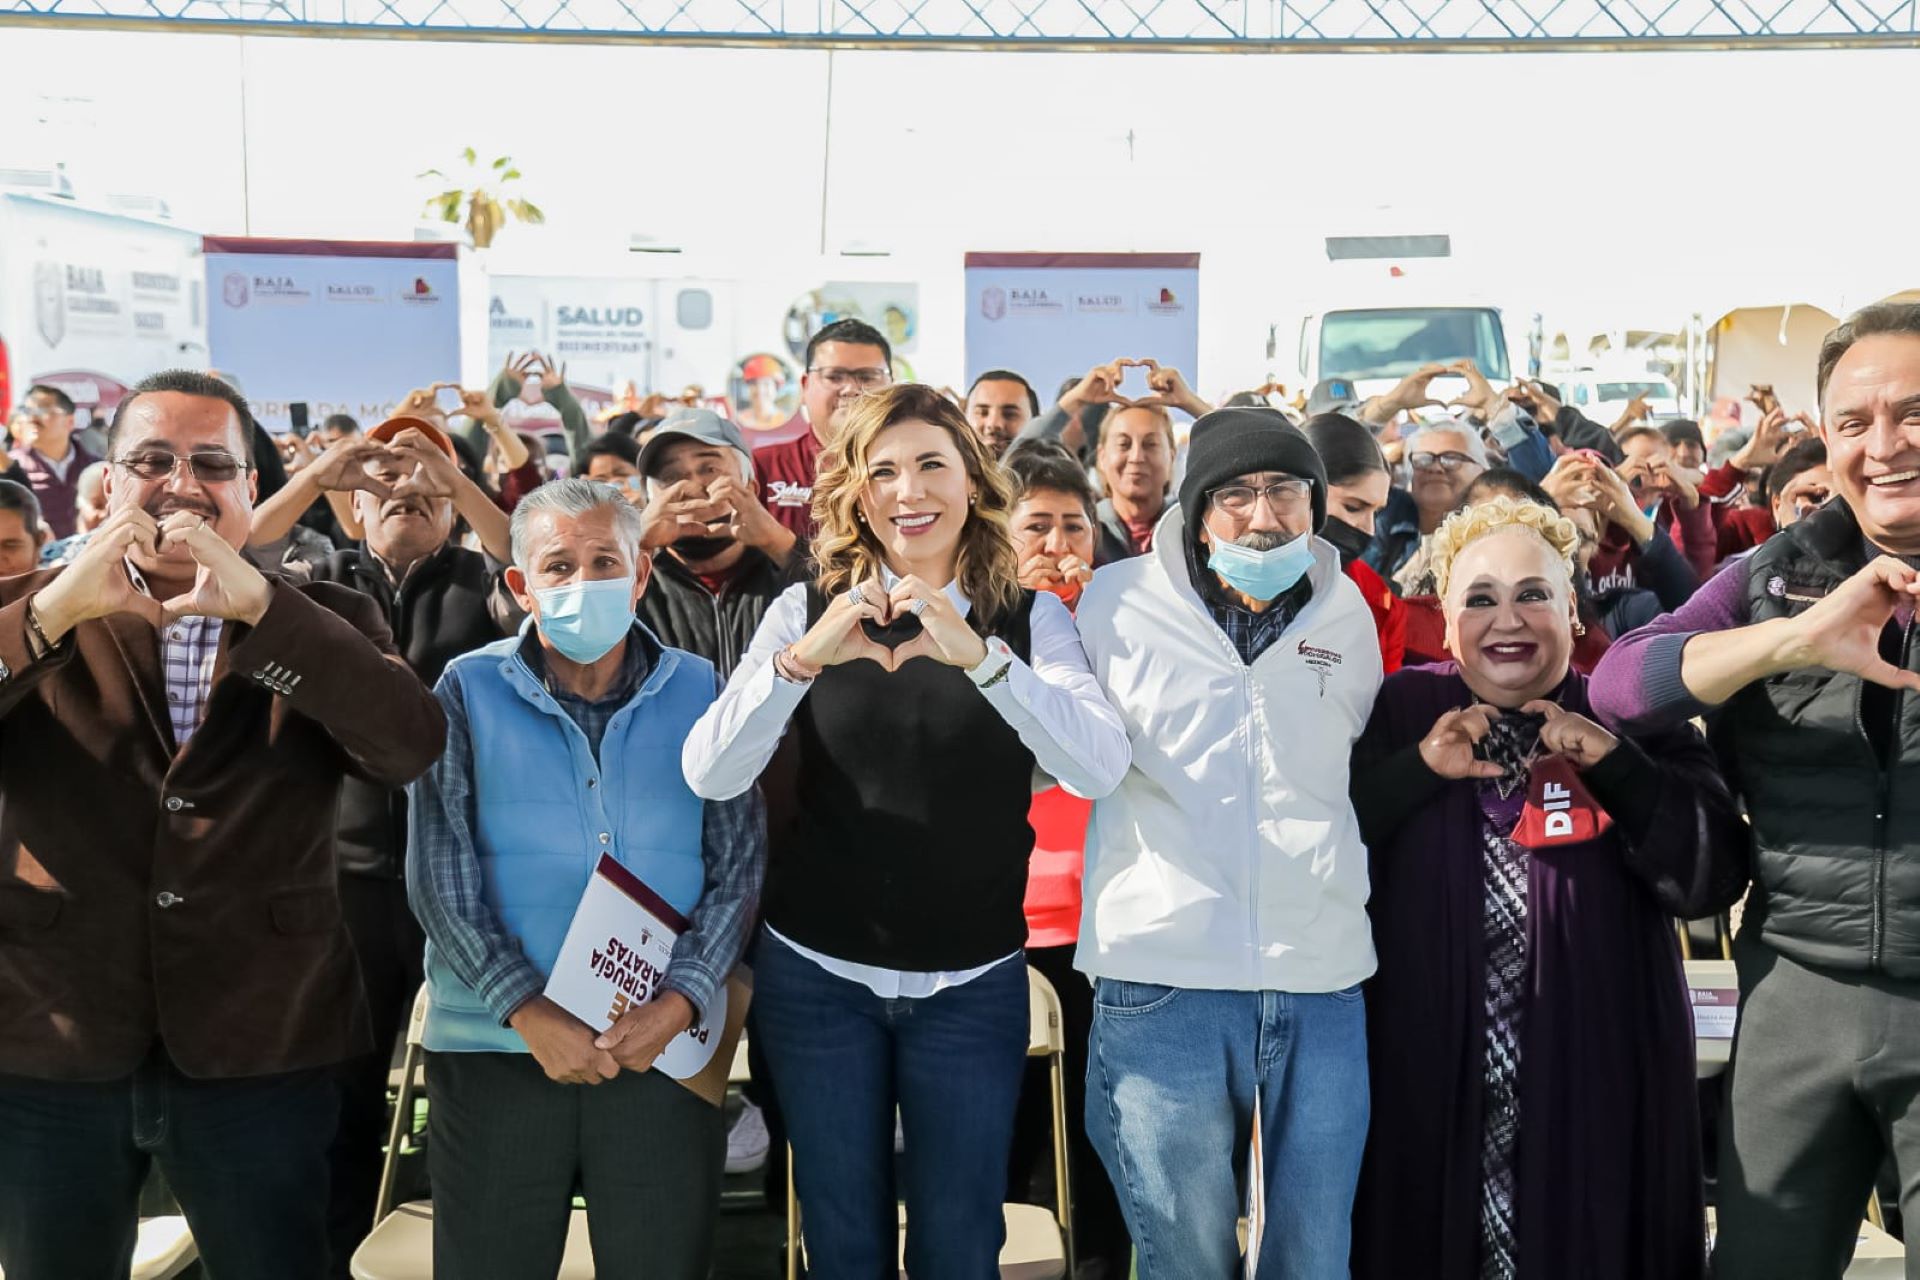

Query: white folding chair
<box><xmin>784</xmin><ymin>965</ymin><xmax>1075</xmax><ymax>1279</ymax></box>
<box><xmin>129</xmin><ymin>1215</ymin><xmax>197</xmax><ymax>1280</ymax></box>
<box><xmin>350</xmin><ymin>985</ymin><xmax>594</xmax><ymax>1279</ymax></box>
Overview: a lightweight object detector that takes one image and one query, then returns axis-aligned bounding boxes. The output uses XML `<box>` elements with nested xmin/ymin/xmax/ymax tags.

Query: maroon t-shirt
<box><xmin>754</xmin><ymin>429</ymin><xmax>824</xmax><ymax>541</ymax></box>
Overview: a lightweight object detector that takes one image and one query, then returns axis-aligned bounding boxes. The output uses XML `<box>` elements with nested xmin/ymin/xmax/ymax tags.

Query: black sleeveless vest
<box><xmin>764</xmin><ymin>585</ymin><xmax>1038</xmax><ymax>971</ymax></box>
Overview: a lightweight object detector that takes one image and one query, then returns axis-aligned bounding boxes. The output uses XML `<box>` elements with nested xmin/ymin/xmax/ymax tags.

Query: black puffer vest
<box><xmin>1717</xmin><ymin>500</ymin><xmax>1920</xmax><ymax>977</ymax></box>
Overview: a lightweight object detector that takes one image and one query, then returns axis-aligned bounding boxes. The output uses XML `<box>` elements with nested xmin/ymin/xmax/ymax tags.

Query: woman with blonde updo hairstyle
<box><xmin>684</xmin><ymin>384</ymin><xmax>1130</xmax><ymax>1279</ymax></box>
<box><xmin>1346</xmin><ymin>496</ymin><xmax>1748</xmax><ymax>1280</ymax></box>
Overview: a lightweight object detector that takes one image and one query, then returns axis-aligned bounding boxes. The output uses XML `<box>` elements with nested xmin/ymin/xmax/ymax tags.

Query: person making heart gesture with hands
<box><xmin>682</xmin><ymin>384</ymin><xmax>1129</xmax><ymax>1280</ymax></box>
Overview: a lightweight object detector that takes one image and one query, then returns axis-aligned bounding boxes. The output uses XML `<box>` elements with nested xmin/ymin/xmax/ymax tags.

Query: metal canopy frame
<box><xmin>1</xmin><ymin>0</ymin><xmax>1915</xmax><ymax>48</ymax></box>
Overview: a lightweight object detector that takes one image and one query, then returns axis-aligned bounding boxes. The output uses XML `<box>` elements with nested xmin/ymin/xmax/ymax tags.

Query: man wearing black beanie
<box><xmin>1071</xmin><ymin>406</ymin><xmax>1385</xmax><ymax>1278</ymax></box>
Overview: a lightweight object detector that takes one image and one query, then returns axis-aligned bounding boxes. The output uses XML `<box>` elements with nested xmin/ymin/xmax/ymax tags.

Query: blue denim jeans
<box><xmin>0</xmin><ymin>1045</ymin><xmax>338</xmax><ymax>1280</ymax></box>
<box><xmin>754</xmin><ymin>930</ymin><xmax>1030</xmax><ymax>1280</ymax></box>
<box><xmin>1085</xmin><ymin>981</ymin><xmax>1369</xmax><ymax>1280</ymax></box>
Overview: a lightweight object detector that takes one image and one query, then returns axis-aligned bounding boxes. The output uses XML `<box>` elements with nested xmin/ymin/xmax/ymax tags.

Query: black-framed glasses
<box><xmin>1409</xmin><ymin>450</ymin><xmax>1478</xmax><ymax>472</ymax></box>
<box><xmin>807</xmin><ymin>366</ymin><xmax>892</xmax><ymax>391</ymax></box>
<box><xmin>1208</xmin><ymin>478</ymin><xmax>1312</xmax><ymax>519</ymax></box>
<box><xmin>114</xmin><ymin>449</ymin><xmax>251</xmax><ymax>484</ymax></box>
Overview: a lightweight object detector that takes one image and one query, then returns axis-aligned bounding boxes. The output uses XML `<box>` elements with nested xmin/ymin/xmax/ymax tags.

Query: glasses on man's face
<box><xmin>808</xmin><ymin>366</ymin><xmax>892</xmax><ymax>391</ymax></box>
<box><xmin>1209</xmin><ymin>478</ymin><xmax>1313</xmax><ymax>520</ymax></box>
<box><xmin>16</xmin><ymin>404</ymin><xmax>67</xmax><ymax>421</ymax></box>
<box><xmin>1409</xmin><ymin>451</ymin><xmax>1477</xmax><ymax>473</ymax></box>
<box><xmin>114</xmin><ymin>448</ymin><xmax>250</xmax><ymax>484</ymax></box>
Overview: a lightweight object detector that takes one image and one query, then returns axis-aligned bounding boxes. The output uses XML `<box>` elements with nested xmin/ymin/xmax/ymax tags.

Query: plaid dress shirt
<box><xmin>125</xmin><ymin>561</ymin><xmax>223</xmax><ymax>749</ymax></box>
<box><xmin>408</xmin><ymin>626</ymin><xmax>765</xmax><ymax>1025</ymax></box>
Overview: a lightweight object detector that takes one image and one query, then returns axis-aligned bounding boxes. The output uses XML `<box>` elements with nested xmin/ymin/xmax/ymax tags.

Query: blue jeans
<box><xmin>1086</xmin><ymin>981</ymin><xmax>1369</xmax><ymax>1280</ymax></box>
<box><xmin>754</xmin><ymin>930</ymin><xmax>1030</xmax><ymax>1280</ymax></box>
<box><xmin>0</xmin><ymin>1045</ymin><xmax>338</xmax><ymax>1280</ymax></box>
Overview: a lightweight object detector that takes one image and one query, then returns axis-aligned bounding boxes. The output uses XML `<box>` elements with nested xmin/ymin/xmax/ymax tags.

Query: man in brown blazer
<box><xmin>0</xmin><ymin>370</ymin><xmax>448</xmax><ymax>1280</ymax></box>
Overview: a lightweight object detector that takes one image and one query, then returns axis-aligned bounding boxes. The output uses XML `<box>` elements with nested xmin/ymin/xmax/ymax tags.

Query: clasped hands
<box><xmin>510</xmin><ymin>991</ymin><xmax>695</xmax><ymax>1086</ymax></box>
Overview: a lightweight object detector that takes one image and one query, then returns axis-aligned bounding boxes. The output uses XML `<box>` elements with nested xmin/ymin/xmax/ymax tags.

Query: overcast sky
<box><xmin>1</xmin><ymin>28</ymin><xmax>1912</xmax><ymax>386</ymax></box>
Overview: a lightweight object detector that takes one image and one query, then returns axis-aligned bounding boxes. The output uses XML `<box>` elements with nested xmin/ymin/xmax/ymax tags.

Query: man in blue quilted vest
<box><xmin>407</xmin><ymin>477</ymin><xmax>765</xmax><ymax>1280</ymax></box>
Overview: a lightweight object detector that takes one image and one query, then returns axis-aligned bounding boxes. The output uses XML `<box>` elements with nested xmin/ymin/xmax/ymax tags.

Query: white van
<box><xmin>1553</xmin><ymin>368</ymin><xmax>1681</xmax><ymax>426</ymax></box>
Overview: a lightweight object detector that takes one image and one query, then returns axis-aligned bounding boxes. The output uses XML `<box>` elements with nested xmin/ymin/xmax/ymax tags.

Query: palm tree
<box><xmin>418</xmin><ymin>148</ymin><xmax>545</xmax><ymax>249</ymax></box>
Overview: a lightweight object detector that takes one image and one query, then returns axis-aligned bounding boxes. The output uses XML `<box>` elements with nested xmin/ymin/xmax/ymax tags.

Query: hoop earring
<box><xmin>1570</xmin><ymin>614</ymin><xmax>1586</xmax><ymax>637</ymax></box>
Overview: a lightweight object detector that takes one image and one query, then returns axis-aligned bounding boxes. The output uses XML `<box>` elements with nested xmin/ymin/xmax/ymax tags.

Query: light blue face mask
<box><xmin>1208</xmin><ymin>533</ymin><xmax>1314</xmax><ymax>601</ymax></box>
<box><xmin>533</xmin><ymin>575</ymin><xmax>636</xmax><ymax>664</ymax></box>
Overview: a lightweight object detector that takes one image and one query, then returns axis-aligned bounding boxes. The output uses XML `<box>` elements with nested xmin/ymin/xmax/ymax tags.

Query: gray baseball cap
<box><xmin>637</xmin><ymin>408</ymin><xmax>755</xmax><ymax>481</ymax></box>
<box><xmin>1306</xmin><ymin>377</ymin><xmax>1361</xmax><ymax>417</ymax></box>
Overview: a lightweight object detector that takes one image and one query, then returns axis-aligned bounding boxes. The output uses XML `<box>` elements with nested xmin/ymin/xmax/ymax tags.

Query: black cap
<box><xmin>1177</xmin><ymin>407</ymin><xmax>1328</xmax><ymax>552</ymax></box>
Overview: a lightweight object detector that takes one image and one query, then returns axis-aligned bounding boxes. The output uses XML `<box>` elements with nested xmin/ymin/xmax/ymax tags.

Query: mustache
<box><xmin>1234</xmin><ymin>530</ymin><xmax>1292</xmax><ymax>552</ymax></box>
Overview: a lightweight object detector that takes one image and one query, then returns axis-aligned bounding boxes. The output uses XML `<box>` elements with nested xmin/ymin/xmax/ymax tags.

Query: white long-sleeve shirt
<box><xmin>682</xmin><ymin>576</ymin><xmax>1130</xmax><ymax>803</ymax></box>
<box><xmin>682</xmin><ymin>574</ymin><xmax>1131</xmax><ymax>999</ymax></box>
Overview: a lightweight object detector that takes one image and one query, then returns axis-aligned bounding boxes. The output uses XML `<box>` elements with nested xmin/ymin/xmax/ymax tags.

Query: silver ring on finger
<box><xmin>847</xmin><ymin>585</ymin><xmax>865</xmax><ymax>608</ymax></box>
<box><xmin>908</xmin><ymin>598</ymin><xmax>930</xmax><ymax>618</ymax></box>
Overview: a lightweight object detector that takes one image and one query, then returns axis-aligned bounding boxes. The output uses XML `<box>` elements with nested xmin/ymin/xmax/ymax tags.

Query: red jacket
<box><xmin>1663</xmin><ymin>496</ymin><xmax>1718</xmax><ymax>582</ymax></box>
<box><xmin>1023</xmin><ymin>787</ymin><xmax>1091</xmax><ymax>949</ymax></box>
<box><xmin>1347</xmin><ymin>558</ymin><xmax>1406</xmax><ymax>674</ymax></box>
<box><xmin>1696</xmin><ymin>462</ymin><xmax>1776</xmax><ymax>565</ymax></box>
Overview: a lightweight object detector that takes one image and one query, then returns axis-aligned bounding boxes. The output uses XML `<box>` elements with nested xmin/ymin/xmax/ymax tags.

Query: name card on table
<box><xmin>1684</xmin><ymin>959</ymin><xmax>1739</xmax><ymax>1041</ymax></box>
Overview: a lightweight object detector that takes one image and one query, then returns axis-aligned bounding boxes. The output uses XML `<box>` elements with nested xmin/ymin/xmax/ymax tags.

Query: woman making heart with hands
<box><xmin>683</xmin><ymin>385</ymin><xmax>1130</xmax><ymax>1280</ymax></box>
<box><xmin>774</xmin><ymin>569</ymin><xmax>988</xmax><ymax>676</ymax></box>
<box><xmin>1346</xmin><ymin>495</ymin><xmax>1748</xmax><ymax>1280</ymax></box>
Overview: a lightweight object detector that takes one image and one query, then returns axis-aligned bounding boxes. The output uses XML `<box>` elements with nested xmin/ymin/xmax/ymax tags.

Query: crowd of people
<box><xmin>0</xmin><ymin>302</ymin><xmax>1917</xmax><ymax>1280</ymax></box>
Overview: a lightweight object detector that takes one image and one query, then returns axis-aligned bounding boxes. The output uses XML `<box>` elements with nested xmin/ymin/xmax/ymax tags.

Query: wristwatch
<box><xmin>966</xmin><ymin>636</ymin><xmax>1015</xmax><ymax>690</ymax></box>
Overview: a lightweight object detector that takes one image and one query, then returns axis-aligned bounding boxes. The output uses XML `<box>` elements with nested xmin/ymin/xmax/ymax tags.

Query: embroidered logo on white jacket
<box><xmin>1298</xmin><ymin>640</ymin><xmax>1344</xmax><ymax>696</ymax></box>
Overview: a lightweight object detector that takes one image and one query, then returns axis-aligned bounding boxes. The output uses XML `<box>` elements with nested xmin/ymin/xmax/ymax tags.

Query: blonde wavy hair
<box><xmin>810</xmin><ymin>384</ymin><xmax>1025</xmax><ymax>632</ymax></box>
<box><xmin>1428</xmin><ymin>495</ymin><xmax>1580</xmax><ymax>598</ymax></box>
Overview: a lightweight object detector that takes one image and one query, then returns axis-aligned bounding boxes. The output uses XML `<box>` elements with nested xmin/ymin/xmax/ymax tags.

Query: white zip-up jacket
<box><xmin>1074</xmin><ymin>506</ymin><xmax>1384</xmax><ymax>994</ymax></box>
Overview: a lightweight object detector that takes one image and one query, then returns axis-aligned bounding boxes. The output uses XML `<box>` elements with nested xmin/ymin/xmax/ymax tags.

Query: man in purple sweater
<box><xmin>1590</xmin><ymin>301</ymin><xmax>1920</xmax><ymax>1279</ymax></box>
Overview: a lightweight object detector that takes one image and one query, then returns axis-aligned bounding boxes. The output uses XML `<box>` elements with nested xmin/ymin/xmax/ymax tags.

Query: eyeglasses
<box><xmin>114</xmin><ymin>449</ymin><xmax>251</xmax><ymax>484</ymax></box>
<box><xmin>1208</xmin><ymin>478</ymin><xmax>1313</xmax><ymax>519</ymax></box>
<box><xmin>808</xmin><ymin>366</ymin><xmax>892</xmax><ymax>391</ymax></box>
<box><xmin>1409</xmin><ymin>451</ymin><xmax>1478</xmax><ymax>472</ymax></box>
<box><xmin>16</xmin><ymin>404</ymin><xmax>67</xmax><ymax>420</ymax></box>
